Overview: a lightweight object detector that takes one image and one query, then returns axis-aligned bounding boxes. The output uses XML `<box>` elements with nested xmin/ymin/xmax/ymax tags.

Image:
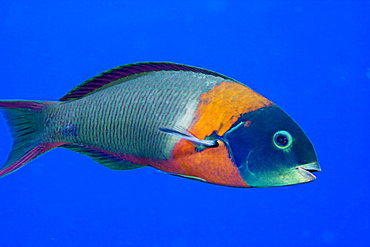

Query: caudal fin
<box><xmin>0</xmin><ymin>100</ymin><xmax>63</xmax><ymax>178</ymax></box>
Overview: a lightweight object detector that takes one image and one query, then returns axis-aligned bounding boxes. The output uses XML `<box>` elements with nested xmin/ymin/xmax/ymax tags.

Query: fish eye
<box><xmin>273</xmin><ymin>130</ymin><xmax>293</xmax><ymax>149</ymax></box>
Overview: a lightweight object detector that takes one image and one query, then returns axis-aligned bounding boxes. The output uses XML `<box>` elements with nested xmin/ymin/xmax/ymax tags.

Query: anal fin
<box><xmin>63</xmin><ymin>144</ymin><xmax>143</xmax><ymax>170</ymax></box>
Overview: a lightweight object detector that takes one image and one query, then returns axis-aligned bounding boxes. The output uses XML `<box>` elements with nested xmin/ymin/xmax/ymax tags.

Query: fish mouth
<box><xmin>296</xmin><ymin>162</ymin><xmax>321</xmax><ymax>181</ymax></box>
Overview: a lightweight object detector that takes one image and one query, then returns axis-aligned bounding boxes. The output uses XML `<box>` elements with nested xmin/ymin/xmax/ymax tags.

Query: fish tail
<box><xmin>0</xmin><ymin>100</ymin><xmax>63</xmax><ymax>178</ymax></box>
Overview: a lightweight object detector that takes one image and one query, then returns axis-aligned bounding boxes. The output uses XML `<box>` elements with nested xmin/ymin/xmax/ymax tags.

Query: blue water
<box><xmin>0</xmin><ymin>1</ymin><xmax>369</xmax><ymax>246</ymax></box>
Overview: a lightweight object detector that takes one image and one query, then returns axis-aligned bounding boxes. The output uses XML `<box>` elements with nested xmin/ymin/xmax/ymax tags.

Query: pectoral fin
<box><xmin>159</xmin><ymin>126</ymin><xmax>218</xmax><ymax>147</ymax></box>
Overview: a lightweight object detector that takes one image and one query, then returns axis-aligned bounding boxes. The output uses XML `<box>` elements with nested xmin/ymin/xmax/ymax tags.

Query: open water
<box><xmin>0</xmin><ymin>1</ymin><xmax>369</xmax><ymax>246</ymax></box>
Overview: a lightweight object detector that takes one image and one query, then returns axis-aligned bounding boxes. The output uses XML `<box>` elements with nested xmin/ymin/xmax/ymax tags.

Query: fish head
<box><xmin>223</xmin><ymin>105</ymin><xmax>320</xmax><ymax>187</ymax></box>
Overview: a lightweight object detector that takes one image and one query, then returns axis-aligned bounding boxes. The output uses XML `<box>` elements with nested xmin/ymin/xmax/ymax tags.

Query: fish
<box><xmin>0</xmin><ymin>62</ymin><xmax>320</xmax><ymax>187</ymax></box>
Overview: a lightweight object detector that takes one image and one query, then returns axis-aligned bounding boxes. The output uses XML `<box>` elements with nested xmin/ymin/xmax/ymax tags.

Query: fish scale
<box><xmin>46</xmin><ymin>71</ymin><xmax>225</xmax><ymax>161</ymax></box>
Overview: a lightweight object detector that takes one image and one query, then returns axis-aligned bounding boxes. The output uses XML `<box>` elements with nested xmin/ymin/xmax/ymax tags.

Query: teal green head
<box><xmin>223</xmin><ymin>105</ymin><xmax>320</xmax><ymax>187</ymax></box>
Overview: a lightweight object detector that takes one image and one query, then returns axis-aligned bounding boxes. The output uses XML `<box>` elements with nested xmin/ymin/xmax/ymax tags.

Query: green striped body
<box><xmin>44</xmin><ymin>71</ymin><xmax>227</xmax><ymax>168</ymax></box>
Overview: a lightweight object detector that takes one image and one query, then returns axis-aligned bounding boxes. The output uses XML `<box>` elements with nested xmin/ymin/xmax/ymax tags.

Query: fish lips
<box><xmin>296</xmin><ymin>162</ymin><xmax>321</xmax><ymax>181</ymax></box>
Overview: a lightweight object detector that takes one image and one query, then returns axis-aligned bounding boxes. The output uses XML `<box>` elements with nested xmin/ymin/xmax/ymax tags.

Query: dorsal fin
<box><xmin>59</xmin><ymin>62</ymin><xmax>235</xmax><ymax>101</ymax></box>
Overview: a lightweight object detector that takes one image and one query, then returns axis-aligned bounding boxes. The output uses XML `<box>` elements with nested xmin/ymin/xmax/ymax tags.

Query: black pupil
<box><xmin>276</xmin><ymin>134</ymin><xmax>288</xmax><ymax>146</ymax></box>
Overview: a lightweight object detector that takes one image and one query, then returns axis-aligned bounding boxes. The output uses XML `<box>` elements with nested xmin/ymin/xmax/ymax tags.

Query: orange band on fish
<box><xmin>155</xmin><ymin>81</ymin><xmax>273</xmax><ymax>187</ymax></box>
<box><xmin>191</xmin><ymin>81</ymin><xmax>273</xmax><ymax>138</ymax></box>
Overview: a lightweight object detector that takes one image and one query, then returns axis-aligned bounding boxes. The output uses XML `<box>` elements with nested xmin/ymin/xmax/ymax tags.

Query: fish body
<box><xmin>0</xmin><ymin>62</ymin><xmax>320</xmax><ymax>187</ymax></box>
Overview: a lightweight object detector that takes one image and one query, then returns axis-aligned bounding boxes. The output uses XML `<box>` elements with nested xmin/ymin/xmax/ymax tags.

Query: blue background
<box><xmin>0</xmin><ymin>1</ymin><xmax>369</xmax><ymax>246</ymax></box>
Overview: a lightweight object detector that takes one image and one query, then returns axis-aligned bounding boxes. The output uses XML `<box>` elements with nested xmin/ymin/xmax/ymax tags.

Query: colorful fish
<box><xmin>0</xmin><ymin>62</ymin><xmax>320</xmax><ymax>187</ymax></box>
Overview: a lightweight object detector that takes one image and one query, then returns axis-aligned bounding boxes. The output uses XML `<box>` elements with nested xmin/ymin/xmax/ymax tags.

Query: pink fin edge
<box><xmin>0</xmin><ymin>101</ymin><xmax>54</xmax><ymax>111</ymax></box>
<box><xmin>0</xmin><ymin>142</ymin><xmax>65</xmax><ymax>178</ymax></box>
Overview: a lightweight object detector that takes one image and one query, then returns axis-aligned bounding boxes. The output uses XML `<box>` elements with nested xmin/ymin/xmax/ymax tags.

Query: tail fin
<box><xmin>0</xmin><ymin>100</ymin><xmax>63</xmax><ymax>178</ymax></box>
